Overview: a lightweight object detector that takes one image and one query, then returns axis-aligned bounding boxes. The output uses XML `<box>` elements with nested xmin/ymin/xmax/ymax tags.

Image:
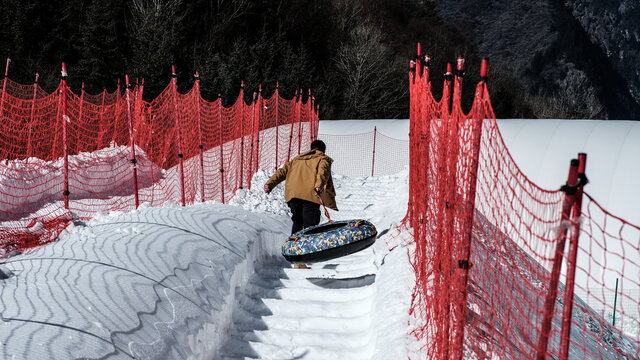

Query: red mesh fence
<box><xmin>407</xmin><ymin>47</ymin><xmax>640</xmax><ymax>359</ymax></box>
<box><xmin>0</xmin><ymin>63</ymin><xmax>318</xmax><ymax>256</ymax></box>
<box><xmin>564</xmin><ymin>195</ymin><xmax>640</xmax><ymax>359</ymax></box>
<box><xmin>320</xmin><ymin>129</ymin><xmax>409</xmax><ymax>178</ymax></box>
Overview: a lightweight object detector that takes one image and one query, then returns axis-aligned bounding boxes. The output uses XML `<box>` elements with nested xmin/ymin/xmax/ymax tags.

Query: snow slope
<box><xmin>0</xmin><ymin>164</ymin><xmax>413</xmax><ymax>359</ymax></box>
<box><xmin>1</xmin><ymin>118</ymin><xmax>638</xmax><ymax>359</ymax></box>
<box><xmin>319</xmin><ymin>118</ymin><xmax>640</xmax><ymax>226</ymax></box>
<box><xmin>216</xmin><ymin>170</ymin><xmax>411</xmax><ymax>360</ymax></box>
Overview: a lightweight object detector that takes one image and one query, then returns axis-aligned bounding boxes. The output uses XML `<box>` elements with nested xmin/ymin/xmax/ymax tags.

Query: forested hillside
<box><xmin>430</xmin><ymin>0</ymin><xmax>640</xmax><ymax>120</ymax></box>
<box><xmin>0</xmin><ymin>0</ymin><xmax>637</xmax><ymax>119</ymax></box>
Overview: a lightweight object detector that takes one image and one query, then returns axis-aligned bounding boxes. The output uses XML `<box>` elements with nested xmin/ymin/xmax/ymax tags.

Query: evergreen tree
<box><xmin>128</xmin><ymin>0</ymin><xmax>185</xmax><ymax>96</ymax></box>
<box><xmin>0</xmin><ymin>0</ymin><xmax>624</xmax><ymax>119</ymax></box>
<box><xmin>74</xmin><ymin>0</ymin><xmax>125</xmax><ymax>94</ymax></box>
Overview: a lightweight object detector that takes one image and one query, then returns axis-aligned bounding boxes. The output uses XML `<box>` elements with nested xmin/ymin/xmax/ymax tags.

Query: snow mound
<box><xmin>0</xmin><ymin>145</ymin><xmax>163</xmax><ymax>221</ymax></box>
<box><xmin>229</xmin><ymin>169</ymin><xmax>290</xmax><ymax>217</ymax></box>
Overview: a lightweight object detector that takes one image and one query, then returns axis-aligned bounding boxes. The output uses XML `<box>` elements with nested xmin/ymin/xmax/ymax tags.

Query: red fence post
<box><xmin>112</xmin><ymin>79</ymin><xmax>121</xmax><ymax>145</ymax></box>
<box><xmin>27</xmin><ymin>73</ymin><xmax>38</xmax><ymax>157</ymax></box>
<box><xmin>308</xmin><ymin>93</ymin><xmax>312</xmax><ymax>143</ymax></box>
<box><xmin>480</xmin><ymin>58</ymin><xmax>489</xmax><ymax>82</ymax></box>
<box><xmin>442</xmin><ymin>59</ymin><xmax>461</xmax><ymax>359</ymax></box>
<box><xmin>0</xmin><ymin>58</ymin><xmax>10</xmax><ymax>158</ymax></box>
<box><xmin>313</xmin><ymin>96</ymin><xmax>319</xmax><ymax>142</ymax></box>
<box><xmin>218</xmin><ymin>93</ymin><xmax>225</xmax><ymax>204</ymax></box>
<box><xmin>451</xmin><ymin>57</ymin><xmax>473</xmax><ymax>360</ymax></box>
<box><xmin>315</xmin><ymin>104</ymin><xmax>320</xmax><ymax>140</ymax></box>
<box><xmin>171</xmin><ymin>65</ymin><xmax>186</xmax><ymax>206</ymax></box>
<box><xmin>96</xmin><ymin>88</ymin><xmax>106</xmax><ymax>148</ymax></box>
<box><xmin>1</xmin><ymin>58</ymin><xmax>9</xmax><ymax>111</ymax></box>
<box><xmin>453</xmin><ymin>57</ymin><xmax>464</xmax><ymax>105</ymax></box>
<box><xmin>307</xmin><ymin>89</ymin><xmax>312</xmax><ymax>147</ymax></box>
<box><xmin>256</xmin><ymin>85</ymin><xmax>264</xmax><ymax>172</ymax></box>
<box><xmin>444</xmin><ymin>63</ymin><xmax>453</xmax><ymax>115</ymax></box>
<box><xmin>297</xmin><ymin>89</ymin><xmax>303</xmax><ymax>154</ymax></box>
<box><xmin>79</xmin><ymin>82</ymin><xmax>85</xmax><ymax>128</ymax></box>
<box><xmin>275</xmin><ymin>82</ymin><xmax>279</xmax><ymax>170</ymax></box>
<box><xmin>407</xmin><ymin>58</ymin><xmax>417</xmax><ymax>226</ymax></box>
<box><xmin>311</xmin><ymin>100</ymin><xmax>315</xmax><ymax>142</ymax></box>
<box><xmin>559</xmin><ymin>153</ymin><xmax>588</xmax><ymax>360</ymax></box>
<box><xmin>536</xmin><ymin>158</ymin><xmax>580</xmax><ymax>360</ymax></box>
<box><xmin>287</xmin><ymin>90</ymin><xmax>297</xmax><ymax>162</ymax></box>
<box><xmin>239</xmin><ymin>82</ymin><xmax>245</xmax><ymax>189</ymax></box>
<box><xmin>124</xmin><ymin>75</ymin><xmax>140</xmax><ymax>209</ymax></box>
<box><xmin>249</xmin><ymin>92</ymin><xmax>257</xmax><ymax>178</ymax></box>
<box><xmin>1</xmin><ymin>57</ymin><xmax>8</xmax><ymax>87</ymax></box>
<box><xmin>194</xmin><ymin>72</ymin><xmax>205</xmax><ymax>202</ymax></box>
<box><xmin>134</xmin><ymin>79</ymin><xmax>145</xmax><ymax>147</ymax></box>
<box><xmin>371</xmin><ymin>126</ymin><xmax>377</xmax><ymax>177</ymax></box>
<box><xmin>61</xmin><ymin>63</ymin><xmax>70</xmax><ymax>210</ymax></box>
<box><xmin>416</xmin><ymin>42</ymin><xmax>423</xmax><ymax>78</ymax></box>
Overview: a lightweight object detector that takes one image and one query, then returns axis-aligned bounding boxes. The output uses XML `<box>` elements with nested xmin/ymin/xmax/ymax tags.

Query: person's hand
<box><xmin>264</xmin><ymin>184</ymin><xmax>270</xmax><ymax>194</ymax></box>
<box><xmin>314</xmin><ymin>187</ymin><xmax>322</xmax><ymax>195</ymax></box>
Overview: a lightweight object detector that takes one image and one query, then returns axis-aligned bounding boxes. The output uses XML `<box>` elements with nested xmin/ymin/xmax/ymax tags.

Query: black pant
<box><xmin>288</xmin><ymin>198</ymin><xmax>321</xmax><ymax>234</ymax></box>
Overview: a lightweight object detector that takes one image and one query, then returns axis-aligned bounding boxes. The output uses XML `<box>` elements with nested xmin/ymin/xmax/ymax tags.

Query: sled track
<box><xmin>218</xmin><ymin>246</ymin><xmax>378</xmax><ymax>360</ymax></box>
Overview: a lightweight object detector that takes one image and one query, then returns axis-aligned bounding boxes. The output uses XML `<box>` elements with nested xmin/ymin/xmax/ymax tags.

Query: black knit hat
<box><xmin>310</xmin><ymin>139</ymin><xmax>326</xmax><ymax>153</ymax></box>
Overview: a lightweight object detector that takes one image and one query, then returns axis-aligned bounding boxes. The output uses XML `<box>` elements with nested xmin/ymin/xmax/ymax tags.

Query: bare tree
<box><xmin>128</xmin><ymin>0</ymin><xmax>184</xmax><ymax>85</ymax></box>
<box><xmin>332</xmin><ymin>0</ymin><xmax>364</xmax><ymax>32</ymax></box>
<box><xmin>524</xmin><ymin>67</ymin><xmax>605</xmax><ymax>119</ymax></box>
<box><xmin>202</xmin><ymin>0</ymin><xmax>250</xmax><ymax>42</ymax></box>
<box><xmin>334</xmin><ymin>22</ymin><xmax>407</xmax><ymax>118</ymax></box>
<box><xmin>560</xmin><ymin>67</ymin><xmax>604</xmax><ymax>119</ymax></box>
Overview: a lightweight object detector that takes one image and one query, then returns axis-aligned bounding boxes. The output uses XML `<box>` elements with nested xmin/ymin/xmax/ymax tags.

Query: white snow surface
<box><xmin>2</xmin><ymin>118</ymin><xmax>639</xmax><ymax>359</ymax></box>
<box><xmin>0</xmin><ymin>159</ymin><xmax>413</xmax><ymax>359</ymax></box>
<box><xmin>319</xmin><ymin>119</ymin><xmax>410</xmax><ymax>139</ymax></box>
<box><xmin>0</xmin><ymin>144</ymin><xmax>163</xmax><ymax>220</ymax></box>
<box><xmin>319</xmin><ymin>118</ymin><xmax>640</xmax><ymax>226</ymax></box>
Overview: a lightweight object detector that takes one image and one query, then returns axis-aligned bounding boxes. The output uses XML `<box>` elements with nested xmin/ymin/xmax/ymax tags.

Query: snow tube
<box><xmin>282</xmin><ymin>219</ymin><xmax>377</xmax><ymax>263</ymax></box>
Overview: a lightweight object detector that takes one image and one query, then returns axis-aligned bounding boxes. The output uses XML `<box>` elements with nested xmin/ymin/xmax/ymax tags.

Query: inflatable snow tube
<box><xmin>282</xmin><ymin>219</ymin><xmax>377</xmax><ymax>263</ymax></box>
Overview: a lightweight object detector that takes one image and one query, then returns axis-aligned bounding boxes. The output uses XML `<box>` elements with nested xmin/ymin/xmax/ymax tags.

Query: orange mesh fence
<box><xmin>0</xmin><ymin>62</ymin><xmax>318</xmax><ymax>256</ymax></box>
<box><xmin>407</xmin><ymin>45</ymin><xmax>640</xmax><ymax>359</ymax></box>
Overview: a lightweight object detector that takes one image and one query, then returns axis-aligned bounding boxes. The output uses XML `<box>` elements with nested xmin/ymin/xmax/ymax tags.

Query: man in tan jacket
<box><xmin>264</xmin><ymin>140</ymin><xmax>338</xmax><ymax>235</ymax></box>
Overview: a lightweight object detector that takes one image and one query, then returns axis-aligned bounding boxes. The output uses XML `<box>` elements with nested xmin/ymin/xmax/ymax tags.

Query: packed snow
<box><xmin>0</xmin><ymin>145</ymin><xmax>162</xmax><ymax>220</ymax></box>
<box><xmin>0</xmin><ymin>143</ymin><xmax>415</xmax><ymax>359</ymax></box>
<box><xmin>1</xmin><ymin>118</ymin><xmax>639</xmax><ymax>359</ymax></box>
<box><xmin>323</xmin><ymin>119</ymin><xmax>640</xmax><ymax>338</ymax></box>
<box><xmin>321</xmin><ymin>118</ymin><xmax>640</xmax><ymax>227</ymax></box>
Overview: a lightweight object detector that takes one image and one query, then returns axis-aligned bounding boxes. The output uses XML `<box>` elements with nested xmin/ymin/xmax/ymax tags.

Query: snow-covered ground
<box><xmin>319</xmin><ymin>119</ymin><xmax>409</xmax><ymax>139</ymax></box>
<box><xmin>319</xmin><ymin>118</ymin><xmax>640</xmax><ymax>227</ymax></box>
<box><xmin>0</xmin><ymin>159</ymin><xmax>414</xmax><ymax>359</ymax></box>
<box><xmin>1</xmin><ymin>118</ymin><xmax>639</xmax><ymax>359</ymax></box>
<box><xmin>321</xmin><ymin>119</ymin><xmax>640</xmax><ymax>334</ymax></box>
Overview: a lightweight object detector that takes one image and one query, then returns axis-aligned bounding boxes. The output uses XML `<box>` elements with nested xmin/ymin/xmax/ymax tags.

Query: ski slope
<box><xmin>0</xmin><ymin>163</ymin><xmax>414</xmax><ymax>359</ymax></box>
<box><xmin>217</xmin><ymin>169</ymin><xmax>410</xmax><ymax>360</ymax></box>
<box><xmin>2</xmin><ymin>118</ymin><xmax>639</xmax><ymax>359</ymax></box>
<box><xmin>218</xmin><ymin>247</ymin><xmax>379</xmax><ymax>359</ymax></box>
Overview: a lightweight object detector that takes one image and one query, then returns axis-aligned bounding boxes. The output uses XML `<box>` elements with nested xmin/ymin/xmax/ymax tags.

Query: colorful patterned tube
<box><xmin>282</xmin><ymin>219</ymin><xmax>377</xmax><ymax>263</ymax></box>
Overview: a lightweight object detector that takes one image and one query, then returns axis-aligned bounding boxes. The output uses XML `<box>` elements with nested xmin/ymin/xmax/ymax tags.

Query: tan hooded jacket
<box><xmin>265</xmin><ymin>149</ymin><xmax>338</xmax><ymax>211</ymax></box>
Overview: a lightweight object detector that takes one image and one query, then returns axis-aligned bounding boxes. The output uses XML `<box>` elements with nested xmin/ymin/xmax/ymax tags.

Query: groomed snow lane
<box><xmin>218</xmin><ymin>246</ymin><xmax>378</xmax><ymax>360</ymax></box>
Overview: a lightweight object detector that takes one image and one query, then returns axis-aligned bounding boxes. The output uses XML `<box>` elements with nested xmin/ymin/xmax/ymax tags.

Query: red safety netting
<box><xmin>320</xmin><ymin>129</ymin><xmax>409</xmax><ymax>178</ymax></box>
<box><xmin>563</xmin><ymin>194</ymin><xmax>640</xmax><ymax>359</ymax></box>
<box><xmin>406</xmin><ymin>46</ymin><xmax>640</xmax><ymax>360</ymax></box>
<box><xmin>0</xmin><ymin>65</ymin><xmax>318</xmax><ymax>256</ymax></box>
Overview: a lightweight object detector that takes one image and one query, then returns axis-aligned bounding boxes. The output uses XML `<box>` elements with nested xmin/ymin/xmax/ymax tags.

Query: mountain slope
<box><xmin>427</xmin><ymin>0</ymin><xmax>640</xmax><ymax>119</ymax></box>
<box><xmin>564</xmin><ymin>0</ymin><xmax>640</xmax><ymax>109</ymax></box>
